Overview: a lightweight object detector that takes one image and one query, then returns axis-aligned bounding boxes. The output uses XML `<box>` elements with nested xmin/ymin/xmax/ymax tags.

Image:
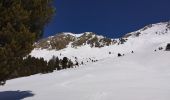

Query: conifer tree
<box><xmin>68</xmin><ymin>60</ymin><xmax>74</xmax><ymax>68</ymax></box>
<box><xmin>48</xmin><ymin>56</ymin><xmax>56</xmax><ymax>72</ymax></box>
<box><xmin>55</xmin><ymin>57</ymin><xmax>61</xmax><ymax>70</ymax></box>
<box><xmin>62</xmin><ymin>57</ymin><xmax>68</xmax><ymax>69</ymax></box>
<box><xmin>0</xmin><ymin>0</ymin><xmax>55</xmax><ymax>85</ymax></box>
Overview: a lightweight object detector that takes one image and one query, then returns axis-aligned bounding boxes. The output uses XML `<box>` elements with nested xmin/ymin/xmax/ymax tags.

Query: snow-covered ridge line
<box><xmin>62</xmin><ymin>32</ymin><xmax>84</xmax><ymax>38</ymax></box>
<box><xmin>125</xmin><ymin>21</ymin><xmax>170</xmax><ymax>37</ymax></box>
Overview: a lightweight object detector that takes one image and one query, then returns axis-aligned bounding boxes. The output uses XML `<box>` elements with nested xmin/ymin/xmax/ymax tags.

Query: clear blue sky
<box><xmin>44</xmin><ymin>0</ymin><xmax>170</xmax><ymax>38</ymax></box>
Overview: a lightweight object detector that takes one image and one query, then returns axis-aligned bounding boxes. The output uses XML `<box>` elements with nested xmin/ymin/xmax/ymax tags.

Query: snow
<box><xmin>128</xmin><ymin>22</ymin><xmax>168</xmax><ymax>37</ymax></box>
<box><xmin>1</xmin><ymin>49</ymin><xmax>170</xmax><ymax>100</ymax></box>
<box><xmin>63</xmin><ymin>32</ymin><xmax>84</xmax><ymax>38</ymax></box>
<box><xmin>1</xmin><ymin>22</ymin><xmax>170</xmax><ymax>100</ymax></box>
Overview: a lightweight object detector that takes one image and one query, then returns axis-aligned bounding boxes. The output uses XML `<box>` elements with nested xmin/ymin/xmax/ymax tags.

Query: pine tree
<box><xmin>68</xmin><ymin>60</ymin><xmax>73</xmax><ymax>68</ymax></box>
<box><xmin>55</xmin><ymin>57</ymin><xmax>61</xmax><ymax>70</ymax></box>
<box><xmin>48</xmin><ymin>56</ymin><xmax>56</xmax><ymax>72</ymax></box>
<box><xmin>62</xmin><ymin>57</ymin><xmax>68</xmax><ymax>69</ymax></box>
<box><xmin>0</xmin><ymin>0</ymin><xmax>54</xmax><ymax>85</ymax></box>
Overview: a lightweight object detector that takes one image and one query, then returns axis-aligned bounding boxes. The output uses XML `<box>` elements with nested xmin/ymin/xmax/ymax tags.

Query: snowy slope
<box><xmin>1</xmin><ymin>22</ymin><xmax>170</xmax><ymax>100</ymax></box>
<box><xmin>1</xmin><ymin>48</ymin><xmax>170</xmax><ymax>100</ymax></box>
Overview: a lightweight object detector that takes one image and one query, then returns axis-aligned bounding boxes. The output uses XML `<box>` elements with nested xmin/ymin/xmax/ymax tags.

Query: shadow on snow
<box><xmin>0</xmin><ymin>90</ymin><xmax>34</xmax><ymax>100</ymax></box>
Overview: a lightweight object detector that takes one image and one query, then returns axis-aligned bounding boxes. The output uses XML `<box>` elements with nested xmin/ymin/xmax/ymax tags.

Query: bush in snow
<box><xmin>118</xmin><ymin>53</ymin><xmax>122</xmax><ymax>57</ymax></box>
<box><xmin>158</xmin><ymin>47</ymin><xmax>163</xmax><ymax>50</ymax></box>
<box><xmin>75</xmin><ymin>62</ymin><xmax>79</xmax><ymax>66</ymax></box>
<box><xmin>166</xmin><ymin>44</ymin><xmax>170</xmax><ymax>51</ymax></box>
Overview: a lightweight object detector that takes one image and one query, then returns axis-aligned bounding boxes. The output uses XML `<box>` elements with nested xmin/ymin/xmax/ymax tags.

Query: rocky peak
<box><xmin>34</xmin><ymin>32</ymin><xmax>116</xmax><ymax>50</ymax></box>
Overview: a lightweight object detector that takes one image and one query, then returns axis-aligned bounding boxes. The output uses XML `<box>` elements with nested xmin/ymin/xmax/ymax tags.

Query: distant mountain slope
<box><xmin>31</xmin><ymin>21</ymin><xmax>170</xmax><ymax>64</ymax></box>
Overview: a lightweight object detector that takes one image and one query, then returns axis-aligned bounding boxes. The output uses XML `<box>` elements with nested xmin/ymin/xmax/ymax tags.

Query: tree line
<box><xmin>8</xmin><ymin>56</ymin><xmax>74</xmax><ymax>81</ymax></box>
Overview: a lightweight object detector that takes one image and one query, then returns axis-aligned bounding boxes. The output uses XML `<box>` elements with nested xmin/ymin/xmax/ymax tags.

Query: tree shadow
<box><xmin>0</xmin><ymin>90</ymin><xmax>34</xmax><ymax>100</ymax></box>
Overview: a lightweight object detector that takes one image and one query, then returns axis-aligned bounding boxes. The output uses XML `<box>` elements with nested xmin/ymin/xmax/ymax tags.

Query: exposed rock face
<box><xmin>34</xmin><ymin>32</ymin><xmax>116</xmax><ymax>50</ymax></box>
<box><xmin>34</xmin><ymin>33</ymin><xmax>76</xmax><ymax>50</ymax></box>
<box><xmin>167</xmin><ymin>21</ymin><xmax>170</xmax><ymax>30</ymax></box>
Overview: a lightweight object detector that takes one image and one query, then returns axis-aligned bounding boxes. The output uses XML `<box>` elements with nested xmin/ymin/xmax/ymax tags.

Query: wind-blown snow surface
<box><xmin>1</xmin><ymin>22</ymin><xmax>170</xmax><ymax>100</ymax></box>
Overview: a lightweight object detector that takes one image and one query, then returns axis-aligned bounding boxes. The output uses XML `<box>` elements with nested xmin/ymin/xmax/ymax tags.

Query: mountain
<box><xmin>2</xmin><ymin>22</ymin><xmax>170</xmax><ymax>100</ymax></box>
<box><xmin>30</xmin><ymin>22</ymin><xmax>170</xmax><ymax>64</ymax></box>
<box><xmin>34</xmin><ymin>32</ymin><xmax>116</xmax><ymax>50</ymax></box>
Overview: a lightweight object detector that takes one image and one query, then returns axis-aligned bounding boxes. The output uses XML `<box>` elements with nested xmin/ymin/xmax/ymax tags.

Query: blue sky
<box><xmin>44</xmin><ymin>0</ymin><xmax>170</xmax><ymax>38</ymax></box>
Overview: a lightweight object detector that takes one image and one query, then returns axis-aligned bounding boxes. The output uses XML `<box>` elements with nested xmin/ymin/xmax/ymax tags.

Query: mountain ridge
<box><xmin>31</xmin><ymin>21</ymin><xmax>170</xmax><ymax>64</ymax></box>
<box><xmin>35</xmin><ymin>21</ymin><xmax>170</xmax><ymax>50</ymax></box>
